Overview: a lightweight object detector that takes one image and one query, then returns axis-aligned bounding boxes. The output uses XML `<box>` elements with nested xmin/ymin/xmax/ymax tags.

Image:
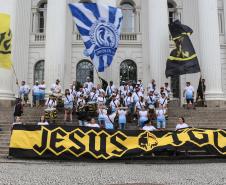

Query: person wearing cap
<box><xmin>32</xmin><ymin>81</ymin><xmax>40</xmax><ymax>107</ymax></box>
<box><xmin>84</xmin><ymin>76</ymin><xmax>94</xmax><ymax>92</ymax></box>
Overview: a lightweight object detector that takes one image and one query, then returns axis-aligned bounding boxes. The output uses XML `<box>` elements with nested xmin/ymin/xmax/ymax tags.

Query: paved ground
<box><xmin>0</xmin><ymin>160</ymin><xmax>225</xmax><ymax>185</ymax></box>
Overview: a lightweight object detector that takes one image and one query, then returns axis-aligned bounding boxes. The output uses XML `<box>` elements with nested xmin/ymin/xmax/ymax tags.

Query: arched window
<box><xmin>34</xmin><ymin>60</ymin><xmax>45</xmax><ymax>84</ymax></box>
<box><xmin>168</xmin><ymin>1</ymin><xmax>177</xmax><ymax>24</ymax></box>
<box><xmin>76</xmin><ymin>60</ymin><xmax>94</xmax><ymax>84</ymax></box>
<box><xmin>38</xmin><ymin>1</ymin><xmax>47</xmax><ymax>33</ymax></box>
<box><xmin>121</xmin><ymin>2</ymin><xmax>135</xmax><ymax>33</ymax></box>
<box><xmin>120</xmin><ymin>60</ymin><xmax>137</xmax><ymax>83</ymax></box>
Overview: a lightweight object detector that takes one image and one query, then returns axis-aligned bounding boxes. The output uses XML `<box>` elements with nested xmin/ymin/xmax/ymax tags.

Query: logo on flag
<box><xmin>0</xmin><ymin>13</ymin><xmax>12</xmax><ymax>69</ymax></box>
<box><xmin>69</xmin><ymin>3</ymin><xmax>123</xmax><ymax>72</ymax></box>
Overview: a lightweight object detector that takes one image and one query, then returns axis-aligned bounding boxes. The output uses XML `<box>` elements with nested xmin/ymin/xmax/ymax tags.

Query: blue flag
<box><xmin>69</xmin><ymin>3</ymin><xmax>123</xmax><ymax>72</ymax></box>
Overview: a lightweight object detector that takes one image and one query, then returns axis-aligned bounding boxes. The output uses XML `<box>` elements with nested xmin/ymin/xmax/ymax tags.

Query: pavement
<box><xmin>0</xmin><ymin>159</ymin><xmax>226</xmax><ymax>185</ymax></box>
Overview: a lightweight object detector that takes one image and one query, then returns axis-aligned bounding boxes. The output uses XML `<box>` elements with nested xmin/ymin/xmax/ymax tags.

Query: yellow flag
<box><xmin>0</xmin><ymin>13</ymin><xmax>12</xmax><ymax>69</ymax></box>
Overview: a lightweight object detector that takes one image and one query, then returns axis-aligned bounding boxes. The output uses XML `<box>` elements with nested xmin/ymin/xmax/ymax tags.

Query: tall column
<box><xmin>198</xmin><ymin>0</ymin><xmax>224</xmax><ymax>106</ymax></box>
<box><xmin>148</xmin><ymin>0</ymin><xmax>169</xmax><ymax>89</ymax></box>
<box><xmin>45</xmin><ymin>0</ymin><xmax>72</xmax><ymax>91</ymax></box>
<box><xmin>0</xmin><ymin>0</ymin><xmax>16</xmax><ymax>107</ymax></box>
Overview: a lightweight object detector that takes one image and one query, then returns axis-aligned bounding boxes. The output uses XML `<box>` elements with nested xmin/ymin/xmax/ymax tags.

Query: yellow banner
<box><xmin>9</xmin><ymin>126</ymin><xmax>226</xmax><ymax>160</ymax></box>
<box><xmin>0</xmin><ymin>13</ymin><xmax>12</xmax><ymax>69</ymax></box>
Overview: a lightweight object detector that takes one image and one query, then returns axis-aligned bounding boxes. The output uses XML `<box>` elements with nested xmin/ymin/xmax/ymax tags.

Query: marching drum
<box><xmin>45</xmin><ymin>108</ymin><xmax>57</xmax><ymax>121</ymax></box>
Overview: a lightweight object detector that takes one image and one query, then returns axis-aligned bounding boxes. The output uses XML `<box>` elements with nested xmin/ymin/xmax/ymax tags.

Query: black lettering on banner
<box><xmin>213</xmin><ymin>131</ymin><xmax>226</xmax><ymax>154</ymax></box>
<box><xmin>50</xmin><ymin>129</ymin><xmax>67</xmax><ymax>154</ymax></box>
<box><xmin>172</xmin><ymin>131</ymin><xmax>183</xmax><ymax>145</ymax></box>
<box><xmin>33</xmin><ymin>129</ymin><xmax>48</xmax><ymax>154</ymax></box>
<box><xmin>88</xmin><ymin>132</ymin><xmax>110</xmax><ymax>158</ymax></box>
<box><xmin>188</xmin><ymin>129</ymin><xmax>209</xmax><ymax>145</ymax></box>
<box><xmin>69</xmin><ymin>130</ymin><xmax>86</xmax><ymax>155</ymax></box>
<box><xmin>111</xmin><ymin>132</ymin><xmax>127</xmax><ymax>156</ymax></box>
<box><xmin>0</xmin><ymin>32</ymin><xmax>6</xmax><ymax>45</ymax></box>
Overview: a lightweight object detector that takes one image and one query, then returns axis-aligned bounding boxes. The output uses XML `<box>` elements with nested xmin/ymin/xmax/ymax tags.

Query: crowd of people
<box><xmin>13</xmin><ymin>77</ymin><xmax>196</xmax><ymax>131</ymax></box>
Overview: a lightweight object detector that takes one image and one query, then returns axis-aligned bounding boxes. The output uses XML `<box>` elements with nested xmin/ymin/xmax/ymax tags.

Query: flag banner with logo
<box><xmin>69</xmin><ymin>3</ymin><xmax>123</xmax><ymax>72</ymax></box>
<box><xmin>0</xmin><ymin>13</ymin><xmax>12</xmax><ymax>69</ymax></box>
<box><xmin>165</xmin><ymin>20</ymin><xmax>200</xmax><ymax>78</ymax></box>
<box><xmin>9</xmin><ymin>125</ymin><xmax>226</xmax><ymax>160</ymax></box>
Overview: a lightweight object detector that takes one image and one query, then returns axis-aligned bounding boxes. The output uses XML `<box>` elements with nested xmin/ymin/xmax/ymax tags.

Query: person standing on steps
<box><xmin>183</xmin><ymin>82</ymin><xmax>195</xmax><ymax>109</ymax></box>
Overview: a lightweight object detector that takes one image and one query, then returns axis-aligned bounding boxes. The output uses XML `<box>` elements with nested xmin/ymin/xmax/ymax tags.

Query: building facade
<box><xmin>1</xmin><ymin>0</ymin><xmax>226</xmax><ymax>107</ymax></box>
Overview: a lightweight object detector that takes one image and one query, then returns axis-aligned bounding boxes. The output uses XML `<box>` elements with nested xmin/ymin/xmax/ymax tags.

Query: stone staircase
<box><xmin>0</xmin><ymin>103</ymin><xmax>226</xmax><ymax>158</ymax></box>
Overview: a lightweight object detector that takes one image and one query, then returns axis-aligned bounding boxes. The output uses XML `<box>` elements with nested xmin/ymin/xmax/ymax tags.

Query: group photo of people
<box><xmin>13</xmin><ymin>76</ymin><xmax>195</xmax><ymax>132</ymax></box>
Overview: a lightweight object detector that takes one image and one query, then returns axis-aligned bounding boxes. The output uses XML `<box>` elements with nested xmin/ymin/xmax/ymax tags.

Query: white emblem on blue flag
<box><xmin>69</xmin><ymin>3</ymin><xmax>123</xmax><ymax>72</ymax></box>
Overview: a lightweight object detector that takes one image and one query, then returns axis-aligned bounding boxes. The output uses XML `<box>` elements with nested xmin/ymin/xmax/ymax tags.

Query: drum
<box><xmin>45</xmin><ymin>108</ymin><xmax>57</xmax><ymax>121</ymax></box>
<box><xmin>87</xmin><ymin>101</ymin><xmax>97</xmax><ymax>113</ymax></box>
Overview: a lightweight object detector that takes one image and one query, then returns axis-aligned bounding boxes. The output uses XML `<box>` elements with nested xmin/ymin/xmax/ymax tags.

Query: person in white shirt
<box><xmin>156</xmin><ymin>105</ymin><xmax>167</xmax><ymax>130</ymax></box>
<box><xmin>64</xmin><ymin>89</ymin><xmax>74</xmax><ymax>122</ymax></box>
<box><xmin>134</xmin><ymin>96</ymin><xmax>146</xmax><ymax>113</ymax></box>
<box><xmin>147</xmin><ymin>79</ymin><xmax>156</xmax><ymax>93</ymax></box>
<box><xmin>86</xmin><ymin>118</ymin><xmax>100</xmax><ymax>128</ymax></box>
<box><xmin>175</xmin><ymin>117</ymin><xmax>189</xmax><ymax>130</ymax></box>
<box><xmin>164</xmin><ymin>83</ymin><xmax>171</xmax><ymax>98</ymax></box>
<box><xmin>106</xmin><ymin>81</ymin><xmax>116</xmax><ymax>97</ymax></box>
<box><xmin>84</xmin><ymin>77</ymin><xmax>94</xmax><ymax>92</ymax></box>
<box><xmin>37</xmin><ymin>115</ymin><xmax>49</xmax><ymax>126</ymax></box>
<box><xmin>117</xmin><ymin>107</ymin><xmax>128</xmax><ymax>130</ymax></box>
<box><xmin>97</xmin><ymin>92</ymin><xmax>106</xmax><ymax>106</ymax></box>
<box><xmin>132</xmin><ymin>86</ymin><xmax>143</xmax><ymax>104</ymax></box>
<box><xmin>110</xmin><ymin>94</ymin><xmax>120</xmax><ymax>113</ymax></box>
<box><xmin>146</xmin><ymin>91</ymin><xmax>157</xmax><ymax>110</ymax></box>
<box><xmin>97</xmin><ymin>105</ymin><xmax>107</xmax><ymax>128</ymax></box>
<box><xmin>18</xmin><ymin>81</ymin><xmax>30</xmax><ymax>106</ymax></box>
<box><xmin>142</xmin><ymin>120</ymin><xmax>157</xmax><ymax>131</ymax></box>
<box><xmin>45</xmin><ymin>95</ymin><xmax>57</xmax><ymax>123</ymax></box>
<box><xmin>104</xmin><ymin>109</ymin><xmax>117</xmax><ymax>130</ymax></box>
<box><xmin>32</xmin><ymin>81</ymin><xmax>40</xmax><ymax>107</ymax></box>
<box><xmin>50</xmin><ymin>79</ymin><xmax>62</xmax><ymax>97</ymax></box>
<box><xmin>96</xmin><ymin>84</ymin><xmax>105</xmax><ymax>96</ymax></box>
<box><xmin>89</xmin><ymin>87</ymin><xmax>98</xmax><ymax>102</ymax></box>
<box><xmin>183</xmin><ymin>82</ymin><xmax>195</xmax><ymax>109</ymax></box>
<box><xmin>39</xmin><ymin>80</ymin><xmax>46</xmax><ymax>106</ymax></box>
<box><xmin>138</xmin><ymin>106</ymin><xmax>149</xmax><ymax>128</ymax></box>
<box><xmin>159</xmin><ymin>93</ymin><xmax>168</xmax><ymax>109</ymax></box>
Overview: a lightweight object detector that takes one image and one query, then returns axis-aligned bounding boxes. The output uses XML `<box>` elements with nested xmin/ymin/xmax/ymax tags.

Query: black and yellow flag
<box><xmin>0</xmin><ymin>13</ymin><xmax>12</xmax><ymax>69</ymax></box>
<box><xmin>165</xmin><ymin>20</ymin><xmax>200</xmax><ymax>77</ymax></box>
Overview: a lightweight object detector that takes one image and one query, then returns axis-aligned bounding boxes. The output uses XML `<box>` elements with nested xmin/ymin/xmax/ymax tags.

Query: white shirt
<box><xmin>106</xmin><ymin>85</ymin><xmax>116</xmax><ymax>96</ymax></box>
<box><xmin>12</xmin><ymin>122</ymin><xmax>22</xmax><ymax>126</ymax></box>
<box><xmin>97</xmin><ymin>96</ymin><xmax>106</xmax><ymax>104</ymax></box>
<box><xmin>184</xmin><ymin>85</ymin><xmax>194</xmax><ymax>97</ymax></box>
<box><xmin>147</xmin><ymin>83</ymin><xmax>156</xmax><ymax>92</ymax></box>
<box><xmin>89</xmin><ymin>92</ymin><xmax>98</xmax><ymax>102</ymax></box>
<box><xmin>32</xmin><ymin>85</ymin><xmax>40</xmax><ymax>94</ymax></box>
<box><xmin>19</xmin><ymin>85</ymin><xmax>30</xmax><ymax>95</ymax></box>
<box><xmin>156</xmin><ymin>109</ymin><xmax>166</xmax><ymax>118</ymax></box>
<box><xmin>159</xmin><ymin>97</ymin><xmax>168</xmax><ymax>106</ymax></box>
<box><xmin>86</xmin><ymin>123</ymin><xmax>100</xmax><ymax>128</ymax></box>
<box><xmin>51</xmin><ymin>84</ymin><xmax>62</xmax><ymax>94</ymax></box>
<box><xmin>176</xmin><ymin>123</ymin><xmax>189</xmax><ymax>130</ymax></box>
<box><xmin>45</xmin><ymin>99</ymin><xmax>57</xmax><ymax>108</ymax></box>
<box><xmin>142</xmin><ymin>125</ymin><xmax>157</xmax><ymax>131</ymax></box>
<box><xmin>38</xmin><ymin>122</ymin><xmax>49</xmax><ymax>126</ymax></box>
<box><xmin>135</xmin><ymin>101</ymin><xmax>145</xmax><ymax>110</ymax></box>
<box><xmin>110</xmin><ymin>99</ymin><xmax>120</xmax><ymax>109</ymax></box>
<box><xmin>84</xmin><ymin>82</ymin><xmax>94</xmax><ymax>91</ymax></box>
<box><xmin>124</xmin><ymin>96</ymin><xmax>133</xmax><ymax>106</ymax></box>
<box><xmin>133</xmin><ymin>91</ymin><xmax>143</xmax><ymax>103</ymax></box>
<box><xmin>39</xmin><ymin>84</ymin><xmax>46</xmax><ymax>94</ymax></box>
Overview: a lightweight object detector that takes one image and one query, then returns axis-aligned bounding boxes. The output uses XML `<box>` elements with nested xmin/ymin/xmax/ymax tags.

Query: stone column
<box><xmin>0</xmin><ymin>0</ymin><xmax>16</xmax><ymax>107</ymax></box>
<box><xmin>198</xmin><ymin>0</ymin><xmax>224</xmax><ymax>106</ymax></box>
<box><xmin>148</xmin><ymin>0</ymin><xmax>169</xmax><ymax>89</ymax></box>
<box><xmin>45</xmin><ymin>0</ymin><xmax>72</xmax><ymax>91</ymax></box>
